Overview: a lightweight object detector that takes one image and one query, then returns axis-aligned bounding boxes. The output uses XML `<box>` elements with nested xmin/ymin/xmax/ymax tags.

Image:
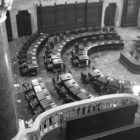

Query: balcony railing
<box><xmin>12</xmin><ymin>93</ymin><xmax>140</xmax><ymax>140</ymax></box>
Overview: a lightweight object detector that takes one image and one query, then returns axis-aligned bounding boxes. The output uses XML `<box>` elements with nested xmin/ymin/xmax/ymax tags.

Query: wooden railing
<box><xmin>13</xmin><ymin>94</ymin><xmax>140</xmax><ymax>140</ymax></box>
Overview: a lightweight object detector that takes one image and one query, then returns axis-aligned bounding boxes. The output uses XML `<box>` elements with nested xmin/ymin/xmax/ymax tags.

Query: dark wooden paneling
<box><xmin>37</xmin><ymin>2</ymin><xmax>102</xmax><ymax>34</ymax></box>
<box><xmin>38</xmin><ymin>6</ymin><xmax>56</xmax><ymax>33</ymax></box>
<box><xmin>66</xmin><ymin>3</ymin><xmax>76</xmax><ymax>30</ymax></box>
<box><xmin>56</xmin><ymin>4</ymin><xmax>66</xmax><ymax>32</ymax></box>
<box><xmin>65</xmin><ymin>102</ymin><xmax>138</xmax><ymax>140</ymax></box>
<box><xmin>86</xmin><ymin>2</ymin><xmax>102</xmax><ymax>27</ymax></box>
<box><xmin>121</xmin><ymin>0</ymin><xmax>140</xmax><ymax>27</ymax></box>
<box><xmin>76</xmin><ymin>3</ymin><xmax>86</xmax><ymax>28</ymax></box>
<box><xmin>78</xmin><ymin>124</ymin><xmax>140</xmax><ymax>140</ymax></box>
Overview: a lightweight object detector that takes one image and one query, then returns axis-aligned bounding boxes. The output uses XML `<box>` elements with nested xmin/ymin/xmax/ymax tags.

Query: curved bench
<box><xmin>119</xmin><ymin>52</ymin><xmax>140</xmax><ymax>74</ymax></box>
<box><xmin>18</xmin><ymin>33</ymin><xmax>49</xmax><ymax>76</ymax></box>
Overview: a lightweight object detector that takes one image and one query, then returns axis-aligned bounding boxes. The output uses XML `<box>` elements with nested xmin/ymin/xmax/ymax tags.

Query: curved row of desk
<box><xmin>43</xmin><ymin>27</ymin><xmax>135</xmax><ymax>98</ymax></box>
<box><xmin>82</xmin><ymin>68</ymin><xmax>136</xmax><ymax>95</ymax></box>
<box><xmin>71</xmin><ymin>39</ymin><xmax>124</xmax><ymax>67</ymax></box>
<box><xmin>54</xmin><ymin>73</ymin><xmax>94</xmax><ymax>103</ymax></box>
<box><xmin>17</xmin><ymin>33</ymin><xmax>48</xmax><ymax>76</ymax></box>
<box><xmin>44</xmin><ymin>27</ymin><xmax>119</xmax><ymax>72</ymax></box>
<box><xmin>22</xmin><ymin>78</ymin><xmax>56</xmax><ymax>117</ymax></box>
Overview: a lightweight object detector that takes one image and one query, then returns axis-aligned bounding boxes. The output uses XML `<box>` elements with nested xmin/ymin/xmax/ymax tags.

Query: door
<box><xmin>104</xmin><ymin>3</ymin><xmax>116</xmax><ymax>26</ymax></box>
<box><xmin>16</xmin><ymin>10</ymin><xmax>32</xmax><ymax>37</ymax></box>
<box><xmin>6</xmin><ymin>11</ymin><xmax>12</xmax><ymax>41</ymax></box>
<box><xmin>121</xmin><ymin>0</ymin><xmax>140</xmax><ymax>27</ymax></box>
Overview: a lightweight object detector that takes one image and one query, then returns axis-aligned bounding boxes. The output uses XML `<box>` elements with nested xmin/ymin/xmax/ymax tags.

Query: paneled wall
<box><xmin>37</xmin><ymin>1</ymin><xmax>102</xmax><ymax>33</ymax></box>
<box><xmin>121</xmin><ymin>0</ymin><xmax>140</xmax><ymax>27</ymax></box>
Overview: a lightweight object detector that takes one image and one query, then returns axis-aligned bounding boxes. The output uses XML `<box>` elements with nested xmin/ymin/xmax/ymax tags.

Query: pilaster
<box><xmin>10</xmin><ymin>9</ymin><xmax>18</xmax><ymax>39</ymax></box>
<box><xmin>0</xmin><ymin>5</ymin><xmax>18</xmax><ymax>140</ymax></box>
<box><xmin>101</xmin><ymin>2</ymin><xmax>109</xmax><ymax>27</ymax></box>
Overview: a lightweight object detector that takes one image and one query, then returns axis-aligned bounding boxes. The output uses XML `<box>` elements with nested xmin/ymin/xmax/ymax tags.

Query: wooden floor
<box><xmin>9</xmin><ymin>27</ymin><xmax>140</xmax><ymax>128</ymax></box>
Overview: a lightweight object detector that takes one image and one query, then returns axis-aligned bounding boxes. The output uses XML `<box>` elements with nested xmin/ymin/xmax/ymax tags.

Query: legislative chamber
<box><xmin>1</xmin><ymin>0</ymin><xmax>140</xmax><ymax>140</ymax></box>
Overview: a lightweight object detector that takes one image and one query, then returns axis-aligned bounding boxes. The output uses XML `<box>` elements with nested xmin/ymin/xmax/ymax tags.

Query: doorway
<box><xmin>104</xmin><ymin>3</ymin><xmax>117</xmax><ymax>26</ymax></box>
<box><xmin>16</xmin><ymin>10</ymin><xmax>32</xmax><ymax>37</ymax></box>
<box><xmin>121</xmin><ymin>0</ymin><xmax>140</xmax><ymax>27</ymax></box>
<box><xmin>6</xmin><ymin>11</ymin><xmax>13</xmax><ymax>41</ymax></box>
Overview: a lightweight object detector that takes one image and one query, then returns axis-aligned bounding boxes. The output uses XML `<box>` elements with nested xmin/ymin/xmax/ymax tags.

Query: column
<box><xmin>117</xmin><ymin>0</ymin><xmax>124</xmax><ymax>27</ymax></box>
<box><xmin>28</xmin><ymin>5</ymin><xmax>38</xmax><ymax>34</ymax></box>
<box><xmin>10</xmin><ymin>9</ymin><xmax>18</xmax><ymax>39</ymax></box>
<box><xmin>33</xmin><ymin>4</ymin><xmax>38</xmax><ymax>32</ymax></box>
<box><xmin>101</xmin><ymin>2</ymin><xmax>109</xmax><ymax>27</ymax></box>
<box><xmin>114</xmin><ymin>3</ymin><xmax>119</xmax><ymax>27</ymax></box>
<box><xmin>0</xmin><ymin>14</ymin><xmax>18</xmax><ymax>140</ymax></box>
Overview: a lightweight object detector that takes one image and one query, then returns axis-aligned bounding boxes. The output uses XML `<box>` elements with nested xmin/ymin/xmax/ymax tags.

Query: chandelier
<box><xmin>0</xmin><ymin>0</ymin><xmax>13</xmax><ymax>23</ymax></box>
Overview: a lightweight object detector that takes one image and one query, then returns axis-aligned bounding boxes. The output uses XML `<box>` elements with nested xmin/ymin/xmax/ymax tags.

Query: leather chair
<box><xmin>114</xmin><ymin>35</ymin><xmax>120</xmax><ymax>40</ymax></box>
<box><xmin>109</xmin><ymin>26</ymin><xmax>115</xmax><ymax>32</ymax></box>
<box><xmin>46</xmin><ymin>63</ymin><xmax>53</xmax><ymax>72</ymax></box>
<box><xmin>29</xmin><ymin>98</ymin><xmax>39</xmax><ymax>110</ymax></box>
<box><xmin>18</xmin><ymin>58</ymin><xmax>26</xmax><ymax>64</ymax></box>
<box><xmin>135</xmin><ymin>55</ymin><xmax>139</xmax><ymax>61</ymax></box>
<box><xmin>28</xmin><ymin>67</ymin><xmax>37</xmax><ymax>77</ymax></box>
<box><xmin>130</xmin><ymin>50</ymin><xmax>134</xmax><ymax>56</ymax></box>
<box><xmin>74</xmin><ymin>42</ymin><xmax>79</xmax><ymax>53</ymax></box>
<box><xmin>25</xmin><ymin>90</ymin><xmax>36</xmax><ymax>101</ymax></box>
<box><xmin>59</xmin><ymin>33</ymin><xmax>64</xmax><ymax>41</ymax></box>
<box><xmin>53</xmin><ymin>35</ymin><xmax>58</xmax><ymax>44</ymax></box>
<box><xmin>93</xmin><ymin>81</ymin><xmax>101</xmax><ymax>93</ymax></box>
<box><xmin>91</xmin><ymin>37</ymin><xmax>97</xmax><ymax>42</ymax></box>
<box><xmin>22</xmin><ymin>83</ymin><xmax>33</xmax><ymax>93</ymax></box>
<box><xmin>49</xmin><ymin>39</ymin><xmax>55</xmax><ymax>49</ymax></box>
<box><xmin>72</xmin><ymin>59</ymin><xmax>79</xmax><ymax>67</ymax></box>
<box><xmin>81</xmin><ymin>28</ymin><xmax>87</xmax><ymax>33</ymax></box>
<box><xmin>66</xmin><ymin>31</ymin><xmax>71</xmax><ymax>37</ymax></box>
<box><xmin>74</xmin><ymin>29</ymin><xmax>80</xmax><ymax>35</ymax></box>
<box><xmin>82</xmin><ymin>38</ymin><xmax>88</xmax><ymax>45</ymax></box>
<box><xmin>107</xmin><ymin>35</ymin><xmax>113</xmax><ymax>40</ymax></box>
<box><xmin>98</xmin><ymin>35</ymin><xmax>104</xmax><ymax>41</ymax></box>
<box><xmin>94</xmin><ymin>26</ymin><xmax>101</xmax><ymax>32</ymax></box>
<box><xmin>34</xmin><ymin>105</ymin><xmax>43</xmax><ymax>116</ymax></box>
<box><xmin>87</xmin><ymin>27</ymin><xmax>93</xmax><ymax>32</ymax></box>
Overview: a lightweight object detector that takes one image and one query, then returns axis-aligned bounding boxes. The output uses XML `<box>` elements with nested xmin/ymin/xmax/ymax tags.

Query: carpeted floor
<box><xmin>9</xmin><ymin>27</ymin><xmax>140</xmax><ymax>125</ymax></box>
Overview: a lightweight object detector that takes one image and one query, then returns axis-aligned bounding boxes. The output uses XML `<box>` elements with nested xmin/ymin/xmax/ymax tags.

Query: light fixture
<box><xmin>132</xmin><ymin>85</ymin><xmax>140</xmax><ymax>96</ymax></box>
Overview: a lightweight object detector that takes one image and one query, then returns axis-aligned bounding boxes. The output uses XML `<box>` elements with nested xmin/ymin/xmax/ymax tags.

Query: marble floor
<box><xmin>9</xmin><ymin>27</ymin><xmax>140</xmax><ymax>126</ymax></box>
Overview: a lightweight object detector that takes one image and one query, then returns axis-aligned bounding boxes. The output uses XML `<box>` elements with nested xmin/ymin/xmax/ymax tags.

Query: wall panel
<box><xmin>86</xmin><ymin>2</ymin><xmax>102</xmax><ymax>27</ymax></box>
<box><xmin>121</xmin><ymin>0</ymin><xmax>140</xmax><ymax>27</ymax></box>
<box><xmin>56</xmin><ymin>4</ymin><xmax>66</xmax><ymax>32</ymax></box>
<box><xmin>66</xmin><ymin>3</ymin><xmax>76</xmax><ymax>30</ymax></box>
<box><xmin>76</xmin><ymin>3</ymin><xmax>86</xmax><ymax>28</ymax></box>
<box><xmin>37</xmin><ymin>1</ymin><xmax>102</xmax><ymax>34</ymax></box>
